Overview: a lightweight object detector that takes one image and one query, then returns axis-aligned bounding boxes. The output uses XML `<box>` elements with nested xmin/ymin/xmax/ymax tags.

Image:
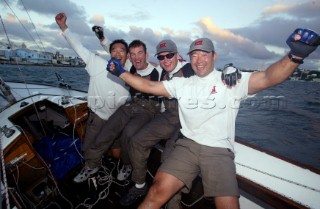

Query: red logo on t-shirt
<box><xmin>160</xmin><ymin>43</ymin><xmax>167</xmax><ymax>48</ymax></box>
<box><xmin>211</xmin><ymin>86</ymin><xmax>217</xmax><ymax>94</ymax></box>
<box><xmin>194</xmin><ymin>40</ymin><xmax>203</xmax><ymax>46</ymax></box>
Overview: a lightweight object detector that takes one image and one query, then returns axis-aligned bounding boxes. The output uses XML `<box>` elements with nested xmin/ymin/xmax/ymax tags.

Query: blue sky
<box><xmin>0</xmin><ymin>0</ymin><xmax>319</xmax><ymax>70</ymax></box>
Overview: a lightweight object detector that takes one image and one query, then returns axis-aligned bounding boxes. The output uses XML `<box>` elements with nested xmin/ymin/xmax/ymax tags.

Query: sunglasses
<box><xmin>157</xmin><ymin>53</ymin><xmax>175</xmax><ymax>61</ymax></box>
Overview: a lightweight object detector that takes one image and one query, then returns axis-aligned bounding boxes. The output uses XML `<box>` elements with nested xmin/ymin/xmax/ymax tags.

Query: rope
<box><xmin>3</xmin><ymin>0</ymin><xmax>42</xmax><ymax>51</ymax></box>
<box><xmin>13</xmin><ymin>125</ymin><xmax>74</xmax><ymax>209</ymax></box>
<box><xmin>19</xmin><ymin>0</ymin><xmax>47</xmax><ymax>53</ymax></box>
<box><xmin>2</xmin><ymin>0</ymin><xmax>80</xmax><ymax>140</ymax></box>
<box><xmin>0</xmin><ymin>15</ymin><xmax>12</xmax><ymax>49</ymax></box>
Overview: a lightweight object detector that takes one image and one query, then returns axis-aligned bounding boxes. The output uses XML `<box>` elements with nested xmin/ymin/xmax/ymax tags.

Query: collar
<box><xmin>136</xmin><ymin>62</ymin><xmax>154</xmax><ymax>76</ymax></box>
<box><xmin>168</xmin><ymin>61</ymin><xmax>187</xmax><ymax>78</ymax></box>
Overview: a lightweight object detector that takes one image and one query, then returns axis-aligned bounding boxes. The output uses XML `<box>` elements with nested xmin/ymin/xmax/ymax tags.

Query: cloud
<box><xmin>225</xmin><ymin>1</ymin><xmax>320</xmax><ymax>69</ymax></box>
<box><xmin>263</xmin><ymin>1</ymin><xmax>320</xmax><ymax>19</ymax></box>
<box><xmin>193</xmin><ymin>17</ymin><xmax>277</xmax><ymax>69</ymax></box>
<box><xmin>109</xmin><ymin>11</ymin><xmax>151</xmax><ymax>22</ymax></box>
<box><xmin>89</xmin><ymin>15</ymin><xmax>105</xmax><ymax>26</ymax></box>
<box><xmin>1</xmin><ymin>0</ymin><xmax>319</xmax><ymax>70</ymax></box>
<box><xmin>263</xmin><ymin>4</ymin><xmax>290</xmax><ymax>14</ymax></box>
<box><xmin>15</xmin><ymin>0</ymin><xmax>84</xmax><ymax>18</ymax></box>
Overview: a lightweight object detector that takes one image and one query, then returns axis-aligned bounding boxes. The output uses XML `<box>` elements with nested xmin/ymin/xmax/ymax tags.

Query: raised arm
<box><xmin>55</xmin><ymin>12</ymin><xmax>101</xmax><ymax>67</ymax></box>
<box><xmin>248</xmin><ymin>28</ymin><xmax>319</xmax><ymax>95</ymax></box>
<box><xmin>107</xmin><ymin>58</ymin><xmax>170</xmax><ymax>97</ymax></box>
<box><xmin>55</xmin><ymin>13</ymin><xmax>68</xmax><ymax>31</ymax></box>
<box><xmin>248</xmin><ymin>55</ymin><xmax>298</xmax><ymax>94</ymax></box>
<box><xmin>92</xmin><ymin>26</ymin><xmax>109</xmax><ymax>52</ymax></box>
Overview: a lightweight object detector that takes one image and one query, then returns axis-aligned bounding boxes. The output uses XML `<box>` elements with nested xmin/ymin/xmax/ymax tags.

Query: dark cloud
<box><xmin>16</xmin><ymin>0</ymin><xmax>84</xmax><ymax>18</ymax></box>
<box><xmin>1</xmin><ymin>0</ymin><xmax>101</xmax><ymax>56</ymax></box>
<box><xmin>265</xmin><ymin>1</ymin><xmax>320</xmax><ymax>20</ymax></box>
<box><xmin>1</xmin><ymin>0</ymin><xmax>319</xmax><ymax>70</ymax></box>
<box><xmin>226</xmin><ymin>2</ymin><xmax>320</xmax><ymax>69</ymax></box>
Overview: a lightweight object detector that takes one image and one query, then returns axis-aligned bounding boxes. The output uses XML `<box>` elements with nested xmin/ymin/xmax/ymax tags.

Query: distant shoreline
<box><xmin>0</xmin><ymin>61</ymin><xmax>85</xmax><ymax>68</ymax></box>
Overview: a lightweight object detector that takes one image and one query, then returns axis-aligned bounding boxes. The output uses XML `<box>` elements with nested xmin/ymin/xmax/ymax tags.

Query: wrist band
<box><xmin>288</xmin><ymin>53</ymin><xmax>304</xmax><ymax>64</ymax></box>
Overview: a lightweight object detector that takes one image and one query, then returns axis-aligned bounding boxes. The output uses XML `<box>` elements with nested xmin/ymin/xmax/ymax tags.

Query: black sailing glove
<box><xmin>221</xmin><ymin>63</ymin><xmax>242</xmax><ymax>87</ymax></box>
<box><xmin>286</xmin><ymin>28</ymin><xmax>320</xmax><ymax>59</ymax></box>
<box><xmin>92</xmin><ymin>25</ymin><xmax>104</xmax><ymax>40</ymax></box>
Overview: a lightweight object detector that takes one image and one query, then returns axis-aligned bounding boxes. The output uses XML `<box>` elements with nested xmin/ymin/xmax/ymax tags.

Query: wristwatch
<box><xmin>288</xmin><ymin>53</ymin><xmax>304</xmax><ymax>64</ymax></box>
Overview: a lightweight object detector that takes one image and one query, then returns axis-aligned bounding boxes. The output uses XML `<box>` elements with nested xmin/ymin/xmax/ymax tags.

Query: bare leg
<box><xmin>214</xmin><ymin>196</ymin><xmax>240</xmax><ymax>209</ymax></box>
<box><xmin>138</xmin><ymin>171</ymin><xmax>185</xmax><ymax>209</ymax></box>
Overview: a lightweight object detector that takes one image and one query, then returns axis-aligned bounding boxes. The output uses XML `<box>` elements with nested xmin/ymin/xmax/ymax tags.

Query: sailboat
<box><xmin>1</xmin><ymin>74</ymin><xmax>320</xmax><ymax>209</ymax></box>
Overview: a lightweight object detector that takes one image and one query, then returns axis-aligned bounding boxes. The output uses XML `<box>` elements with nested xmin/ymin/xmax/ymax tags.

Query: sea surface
<box><xmin>1</xmin><ymin>64</ymin><xmax>320</xmax><ymax>170</ymax></box>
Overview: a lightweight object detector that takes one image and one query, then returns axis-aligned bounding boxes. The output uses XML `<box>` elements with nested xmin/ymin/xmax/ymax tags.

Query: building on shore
<box><xmin>0</xmin><ymin>48</ymin><xmax>85</xmax><ymax>67</ymax></box>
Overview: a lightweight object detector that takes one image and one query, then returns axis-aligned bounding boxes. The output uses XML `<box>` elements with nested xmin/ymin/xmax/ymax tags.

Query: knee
<box><xmin>214</xmin><ymin>196</ymin><xmax>239</xmax><ymax>209</ymax></box>
<box><xmin>148</xmin><ymin>180</ymin><xmax>164</xmax><ymax>198</ymax></box>
<box><xmin>130</xmin><ymin>136</ymin><xmax>145</xmax><ymax>150</ymax></box>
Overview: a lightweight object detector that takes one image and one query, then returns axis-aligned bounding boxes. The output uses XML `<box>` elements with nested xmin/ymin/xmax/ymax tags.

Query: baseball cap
<box><xmin>188</xmin><ymin>38</ymin><xmax>215</xmax><ymax>54</ymax></box>
<box><xmin>155</xmin><ymin>40</ymin><xmax>177</xmax><ymax>55</ymax></box>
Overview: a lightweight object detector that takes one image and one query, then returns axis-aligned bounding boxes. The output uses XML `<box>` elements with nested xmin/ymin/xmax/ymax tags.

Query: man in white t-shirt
<box><xmin>107</xmin><ymin>28</ymin><xmax>319</xmax><ymax>209</ymax></box>
<box><xmin>55</xmin><ymin>13</ymin><xmax>131</xmax><ymax>183</ymax></box>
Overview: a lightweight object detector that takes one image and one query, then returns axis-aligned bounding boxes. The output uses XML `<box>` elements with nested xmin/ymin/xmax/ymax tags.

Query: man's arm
<box><xmin>55</xmin><ymin>13</ymin><xmax>68</xmax><ymax>32</ymax></box>
<box><xmin>248</xmin><ymin>56</ymin><xmax>298</xmax><ymax>94</ymax></box>
<box><xmin>107</xmin><ymin>58</ymin><xmax>170</xmax><ymax>97</ymax></box>
<box><xmin>121</xmin><ymin>72</ymin><xmax>170</xmax><ymax>97</ymax></box>
<box><xmin>55</xmin><ymin>13</ymin><xmax>94</xmax><ymax>64</ymax></box>
<box><xmin>248</xmin><ymin>28</ymin><xmax>319</xmax><ymax>95</ymax></box>
<box><xmin>92</xmin><ymin>26</ymin><xmax>109</xmax><ymax>52</ymax></box>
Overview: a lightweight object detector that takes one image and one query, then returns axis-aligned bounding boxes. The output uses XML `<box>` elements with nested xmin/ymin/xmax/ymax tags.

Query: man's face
<box><xmin>129</xmin><ymin>45</ymin><xmax>148</xmax><ymax>70</ymax></box>
<box><xmin>157</xmin><ymin>52</ymin><xmax>178</xmax><ymax>72</ymax></box>
<box><xmin>189</xmin><ymin>50</ymin><xmax>216</xmax><ymax>77</ymax></box>
<box><xmin>110</xmin><ymin>43</ymin><xmax>128</xmax><ymax>67</ymax></box>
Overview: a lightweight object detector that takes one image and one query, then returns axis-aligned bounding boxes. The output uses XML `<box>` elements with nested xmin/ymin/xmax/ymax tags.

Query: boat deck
<box><xmin>3</xmin><ymin>83</ymin><xmax>318</xmax><ymax>209</ymax></box>
<box><xmin>46</xmin><ymin>148</ymin><xmax>215</xmax><ymax>209</ymax></box>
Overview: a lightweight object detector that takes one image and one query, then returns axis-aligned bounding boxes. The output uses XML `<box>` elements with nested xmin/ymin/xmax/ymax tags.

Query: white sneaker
<box><xmin>73</xmin><ymin>166</ymin><xmax>99</xmax><ymax>183</ymax></box>
<box><xmin>117</xmin><ymin>164</ymin><xmax>132</xmax><ymax>181</ymax></box>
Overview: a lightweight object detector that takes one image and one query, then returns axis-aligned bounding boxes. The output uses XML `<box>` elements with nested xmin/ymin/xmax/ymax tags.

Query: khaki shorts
<box><xmin>159</xmin><ymin>138</ymin><xmax>239</xmax><ymax>197</ymax></box>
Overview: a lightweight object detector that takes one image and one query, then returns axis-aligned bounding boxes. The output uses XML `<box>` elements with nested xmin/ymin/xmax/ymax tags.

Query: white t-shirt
<box><xmin>136</xmin><ymin>62</ymin><xmax>159</xmax><ymax>79</ymax></box>
<box><xmin>167</xmin><ymin>61</ymin><xmax>188</xmax><ymax>79</ymax></box>
<box><xmin>62</xmin><ymin>29</ymin><xmax>130</xmax><ymax>120</ymax></box>
<box><xmin>163</xmin><ymin>69</ymin><xmax>251</xmax><ymax>150</ymax></box>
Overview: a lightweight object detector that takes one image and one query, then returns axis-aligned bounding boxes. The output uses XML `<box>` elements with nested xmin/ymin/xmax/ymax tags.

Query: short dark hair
<box><xmin>129</xmin><ymin>40</ymin><xmax>147</xmax><ymax>53</ymax></box>
<box><xmin>109</xmin><ymin>39</ymin><xmax>129</xmax><ymax>54</ymax></box>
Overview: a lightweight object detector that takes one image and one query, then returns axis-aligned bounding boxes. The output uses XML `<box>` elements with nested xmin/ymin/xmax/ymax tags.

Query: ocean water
<box><xmin>1</xmin><ymin>64</ymin><xmax>320</xmax><ymax>170</ymax></box>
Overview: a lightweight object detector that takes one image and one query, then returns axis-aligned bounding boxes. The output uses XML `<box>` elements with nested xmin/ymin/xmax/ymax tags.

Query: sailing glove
<box><xmin>221</xmin><ymin>63</ymin><xmax>241</xmax><ymax>87</ymax></box>
<box><xmin>286</xmin><ymin>28</ymin><xmax>320</xmax><ymax>59</ymax></box>
<box><xmin>92</xmin><ymin>26</ymin><xmax>104</xmax><ymax>40</ymax></box>
<box><xmin>106</xmin><ymin>58</ymin><xmax>125</xmax><ymax>77</ymax></box>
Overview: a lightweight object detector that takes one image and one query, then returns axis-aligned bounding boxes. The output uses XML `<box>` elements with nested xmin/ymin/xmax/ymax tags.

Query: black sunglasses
<box><xmin>157</xmin><ymin>52</ymin><xmax>175</xmax><ymax>61</ymax></box>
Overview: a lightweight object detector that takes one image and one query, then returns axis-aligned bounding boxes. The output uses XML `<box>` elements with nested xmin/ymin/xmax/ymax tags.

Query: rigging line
<box><xmin>0</xmin><ymin>15</ymin><xmax>12</xmax><ymax>49</ymax></box>
<box><xmin>1</xmin><ymin>8</ymin><xmax>54</xmax><ymax>136</ymax></box>
<box><xmin>14</xmin><ymin>125</ymin><xmax>74</xmax><ymax>209</ymax></box>
<box><xmin>3</xmin><ymin>1</ymin><xmax>78</xmax><ymax>137</ymax></box>
<box><xmin>19</xmin><ymin>0</ymin><xmax>47</xmax><ymax>53</ymax></box>
<box><xmin>2</xmin><ymin>0</ymin><xmax>42</xmax><ymax>51</ymax></box>
<box><xmin>7</xmin><ymin>0</ymin><xmax>75</xmax><ymax>104</ymax></box>
<box><xmin>0</xmin><ymin>134</ymin><xmax>11</xmax><ymax>209</ymax></box>
<box><xmin>16</xmin><ymin>0</ymin><xmax>75</xmax><ymax>93</ymax></box>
